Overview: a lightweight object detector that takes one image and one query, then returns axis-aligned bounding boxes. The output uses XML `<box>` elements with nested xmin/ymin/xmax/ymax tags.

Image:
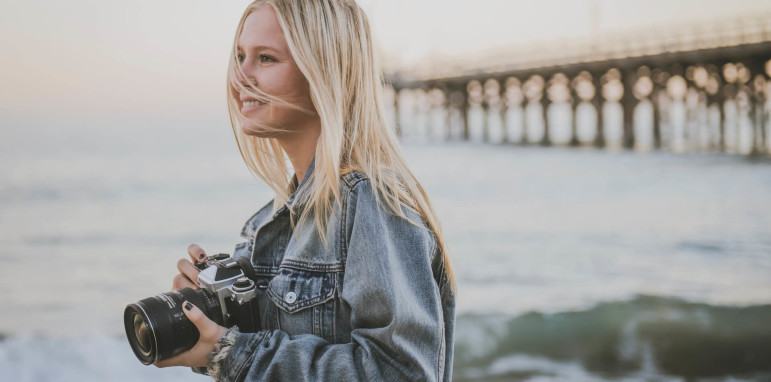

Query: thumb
<box><xmin>182</xmin><ymin>301</ymin><xmax>215</xmax><ymax>336</ymax></box>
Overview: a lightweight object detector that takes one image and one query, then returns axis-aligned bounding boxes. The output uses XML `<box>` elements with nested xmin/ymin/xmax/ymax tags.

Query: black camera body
<box><xmin>124</xmin><ymin>254</ymin><xmax>261</xmax><ymax>365</ymax></box>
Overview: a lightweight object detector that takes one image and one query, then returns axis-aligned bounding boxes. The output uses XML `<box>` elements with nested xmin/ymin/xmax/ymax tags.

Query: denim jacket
<box><xmin>194</xmin><ymin>159</ymin><xmax>455</xmax><ymax>381</ymax></box>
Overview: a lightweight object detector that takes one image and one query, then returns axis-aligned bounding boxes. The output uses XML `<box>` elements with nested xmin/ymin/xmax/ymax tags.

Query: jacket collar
<box><xmin>273</xmin><ymin>157</ymin><xmax>315</xmax><ymax>219</ymax></box>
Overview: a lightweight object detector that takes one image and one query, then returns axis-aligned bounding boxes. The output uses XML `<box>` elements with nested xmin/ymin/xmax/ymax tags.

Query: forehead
<box><xmin>237</xmin><ymin>5</ymin><xmax>287</xmax><ymax>51</ymax></box>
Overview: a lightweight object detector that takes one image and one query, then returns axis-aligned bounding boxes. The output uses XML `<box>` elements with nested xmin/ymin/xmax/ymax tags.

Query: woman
<box><xmin>156</xmin><ymin>0</ymin><xmax>455</xmax><ymax>381</ymax></box>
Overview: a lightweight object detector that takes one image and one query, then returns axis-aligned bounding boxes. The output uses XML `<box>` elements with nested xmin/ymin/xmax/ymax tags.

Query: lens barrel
<box><xmin>124</xmin><ymin>288</ymin><xmax>222</xmax><ymax>365</ymax></box>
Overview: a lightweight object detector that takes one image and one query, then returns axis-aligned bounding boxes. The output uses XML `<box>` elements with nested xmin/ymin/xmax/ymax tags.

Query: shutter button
<box><xmin>284</xmin><ymin>291</ymin><xmax>297</xmax><ymax>304</ymax></box>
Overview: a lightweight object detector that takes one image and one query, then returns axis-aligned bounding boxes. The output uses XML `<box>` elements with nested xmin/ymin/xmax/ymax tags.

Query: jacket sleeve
<box><xmin>204</xmin><ymin>179</ymin><xmax>448</xmax><ymax>382</ymax></box>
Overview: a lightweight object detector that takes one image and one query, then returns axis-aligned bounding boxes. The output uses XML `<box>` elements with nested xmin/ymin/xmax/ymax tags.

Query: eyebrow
<box><xmin>236</xmin><ymin>45</ymin><xmax>280</xmax><ymax>53</ymax></box>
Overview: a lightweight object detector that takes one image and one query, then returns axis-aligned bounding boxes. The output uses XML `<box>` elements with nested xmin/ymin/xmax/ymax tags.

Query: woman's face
<box><xmin>235</xmin><ymin>6</ymin><xmax>317</xmax><ymax>138</ymax></box>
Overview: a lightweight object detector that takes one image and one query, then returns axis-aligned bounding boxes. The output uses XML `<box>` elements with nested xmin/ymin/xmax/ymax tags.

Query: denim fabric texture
<box><xmin>193</xmin><ymin>158</ymin><xmax>455</xmax><ymax>381</ymax></box>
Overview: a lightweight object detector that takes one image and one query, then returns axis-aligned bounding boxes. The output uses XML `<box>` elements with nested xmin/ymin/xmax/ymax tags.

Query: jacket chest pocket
<box><xmin>266</xmin><ymin>265</ymin><xmax>339</xmax><ymax>340</ymax></box>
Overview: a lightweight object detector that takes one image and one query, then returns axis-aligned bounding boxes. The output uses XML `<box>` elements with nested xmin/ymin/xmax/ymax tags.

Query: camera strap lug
<box><xmin>235</xmin><ymin>256</ymin><xmax>259</xmax><ymax>284</ymax></box>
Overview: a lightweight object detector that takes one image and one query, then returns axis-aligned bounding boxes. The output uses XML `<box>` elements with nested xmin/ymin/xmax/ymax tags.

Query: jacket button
<box><xmin>285</xmin><ymin>291</ymin><xmax>297</xmax><ymax>303</ymax></box>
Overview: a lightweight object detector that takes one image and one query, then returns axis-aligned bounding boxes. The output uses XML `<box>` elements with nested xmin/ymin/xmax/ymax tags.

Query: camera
<box><xmin>124</xmin><ymin>253</ymin><xmax>261</xmax><ymax>365</ymax></box>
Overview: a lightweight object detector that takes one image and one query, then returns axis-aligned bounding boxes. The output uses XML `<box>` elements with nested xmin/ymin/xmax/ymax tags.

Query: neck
<box><xmin>277</xmin><ymin>119</ymin><xmax>321</xmax><ymax>185</ymax></box>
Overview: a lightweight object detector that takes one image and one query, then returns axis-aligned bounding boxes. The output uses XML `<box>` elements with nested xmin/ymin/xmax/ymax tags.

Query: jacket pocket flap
<box><xmin>267</xmin><ymin>267</ymin><xmax>336</xmax><ymax>314</ymax></box>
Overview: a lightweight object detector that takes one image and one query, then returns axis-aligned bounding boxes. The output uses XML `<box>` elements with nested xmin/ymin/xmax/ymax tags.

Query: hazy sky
<box><xmin>1</xmin><ymin>0</ymin><xmax>769</xmax><ymax>130</ymax></box>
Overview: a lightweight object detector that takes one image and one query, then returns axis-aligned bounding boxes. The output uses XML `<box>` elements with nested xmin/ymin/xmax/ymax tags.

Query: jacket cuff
<box><xmin>205</xmin><ymin>327</ymin><xmax>270</xmax><ymax>382</ymax></box>
<box><xmin>206</xmin><ymin>326</ymin><xmax>240</xmax><ymax>380</ymax></box>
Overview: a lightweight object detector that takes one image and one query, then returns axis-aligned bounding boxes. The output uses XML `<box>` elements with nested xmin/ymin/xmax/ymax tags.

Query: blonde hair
<box><xmin>226</xmin><ymin>0</ymin><xmax>455</xmax><ymax>290</ymax></box>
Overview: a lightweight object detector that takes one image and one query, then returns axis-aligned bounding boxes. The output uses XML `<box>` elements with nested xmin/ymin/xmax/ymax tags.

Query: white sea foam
<box><xmin>0</xmin><ymin>335</ymin><xmax>209</xmax><ymax>382</ymax></box>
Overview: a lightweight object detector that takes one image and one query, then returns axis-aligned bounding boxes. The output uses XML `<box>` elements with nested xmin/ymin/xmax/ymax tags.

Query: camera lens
<box><xmin>123</xmin><ymin>288</ymin><xmax>222</xmax><ymax>365</ymax></box>
<box><xmin>132</xmin><ymin>312</ymin><xmax>152</xmax><ymax>356</ymax></box>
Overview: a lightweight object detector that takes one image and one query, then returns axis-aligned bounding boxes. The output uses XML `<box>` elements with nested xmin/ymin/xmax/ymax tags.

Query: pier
<box><xmin>386</xmin><ymin>13</ymin><xmax>771</xmax><ymax>156</ymax></box>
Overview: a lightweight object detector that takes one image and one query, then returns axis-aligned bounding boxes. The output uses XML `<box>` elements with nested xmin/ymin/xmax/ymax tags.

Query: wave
<box><xmin>454</xmin><ymin>294</ymin><xmax>771</xmax><ymax>381</ymax></box>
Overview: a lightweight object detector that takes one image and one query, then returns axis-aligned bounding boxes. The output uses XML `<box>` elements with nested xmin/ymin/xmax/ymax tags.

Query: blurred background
<box><xmin>1</xmin><ymin>0</ymin><xmax>770</xmax><ymax>381</ymax></box>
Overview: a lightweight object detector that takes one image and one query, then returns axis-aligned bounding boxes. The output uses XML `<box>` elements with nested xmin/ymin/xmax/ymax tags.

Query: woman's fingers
<box><xmin>176</xmin><ymin>258</ymin><xmax>201</xmax><ymax>288</ymax></box>
<box><xmin>171</xmin><ymin>244</ymin><xmax>208</xmax><ymax>292</ymax></box>
<box><xmin>172</xmin><ymin>273</ymin><xmax>197</xmax><ymax>291</ymax></box>
<box><xmin>154</xmin><ymin>301</ymin><xmax>228</xmax><ymax>368</ymax></box>
<box><xmin>187</xmin><ymin>243</ymin><xmax>208</xmax><ymax>264</ymax></box>
<box><xmin>181</xmin><ymin>301</ymin><xmax>220</xmax><ymax>338</ymax></box>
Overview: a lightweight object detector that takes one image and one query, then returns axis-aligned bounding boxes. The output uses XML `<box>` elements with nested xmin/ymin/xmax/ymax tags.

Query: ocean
<box><xmin>1</xmin><ymin>122</ymin><xmax>770</xmax><ymax>381</ymax></box>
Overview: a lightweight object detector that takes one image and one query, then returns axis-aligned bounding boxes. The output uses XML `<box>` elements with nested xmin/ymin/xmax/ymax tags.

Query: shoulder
<box><xmin>340</xmin><ymin>169</ymin><xmax>369</xmax><ymax>191</ymax></box>
<box><xmin>340</xmin><ymin>170</ymin><xmax>437</xmax><ymax>254</ymax></box>
<box><xmin>340</xmin><ymin>169</ymin><xmax>425</xmax><ymax>227</ymax></box>
<box><xmin>339</xmin><ymin>170</ymin><xmax>375</xmax><ymax>216</ymax></box>
<box><xmin>339</xmin><ymin>170</ymin><xmax>378</xmax><ymax>215</ymax></box>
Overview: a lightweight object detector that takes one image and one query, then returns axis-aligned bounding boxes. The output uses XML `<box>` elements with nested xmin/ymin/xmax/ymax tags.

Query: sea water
<box><xmin>1</xmin><ymin>123</ymin><xmax>770</xmax><ymax>381</ymax></box>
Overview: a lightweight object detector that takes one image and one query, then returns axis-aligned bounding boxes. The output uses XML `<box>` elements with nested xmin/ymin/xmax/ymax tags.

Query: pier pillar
<box><xmin>570</xmin><ymin>76</ymin><xmax>579</xmax><ymax>146</ymax></box>
<box><xmin>540</xmin><ymin>84</ymin><xmax>550</xmax><ymax>146</ymax></box>
<box><xmin>462</xmin><ymin>85</ymin><xmax>470</xmax><ymax>141</ymax></box>
<box><xmin>393</xmin><ymin>87</ymin><xmax>401</xmax><ymax>137</ymax></box>
<box><xmin>621</xmin><ymin>69</ymin><xmax>636</xmax><ymax>149</ymax></box>
<box><xmin>592</xmin><ymin>71</ymin><xmax>605</xmax><ymax>148</ymax></box>
<box><xmin>652</xmin><ymin>88</ymin><xmax>662</xmax><ymax>149</ymax></box>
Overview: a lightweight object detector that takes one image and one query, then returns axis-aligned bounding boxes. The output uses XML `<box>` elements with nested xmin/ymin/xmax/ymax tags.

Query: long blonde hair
<box><xmin>226</xmin><ymin>0</ymin><xmax>455</xmax><ymax>290</ymax></box>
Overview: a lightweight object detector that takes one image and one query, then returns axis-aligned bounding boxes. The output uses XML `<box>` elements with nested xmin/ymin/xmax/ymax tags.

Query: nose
<box><xmin>235</xmin><ymin>60</ymin><xmax>256</xmax><ymax>87</ymax></box>
<box><xmin>235</xmin><ymin>66</ymin><xmax>249</xmax><ymax>86</ymax></box>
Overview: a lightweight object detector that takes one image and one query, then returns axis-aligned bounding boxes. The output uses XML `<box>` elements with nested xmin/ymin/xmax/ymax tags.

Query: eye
<box><xmin>236</xmin><ymin>53</ymin><xmax>245</xmax><ymax>63</ymax></box>
<box><xmin>259</xmin><ymin>54</ymin><xmax>277</xmax><ymax>63</ymax></box>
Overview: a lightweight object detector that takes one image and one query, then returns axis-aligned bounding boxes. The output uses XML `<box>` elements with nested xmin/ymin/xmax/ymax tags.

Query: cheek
<box><xmin>282</xmin><ymin>79</ymin><xmax>311</xmax><ymax>105</ymax></box>
<box><xmin>258</xmin><ymin>68</ymin><xmax>301</xmax><ymax>97</ymax></box>
<box><xmin>278</xmin><ymin>67</ymin><xmax>312</xmax><ymax>103</ymax></box>
<box><xmin>255</xmin><ymin>66</ymin><xmax>314</xmax><ymax>117</ymax></box>
<box><xmin>287</xmin><ymin>77</ymin><xmax>313</xmax><ymax>110</ymax></box>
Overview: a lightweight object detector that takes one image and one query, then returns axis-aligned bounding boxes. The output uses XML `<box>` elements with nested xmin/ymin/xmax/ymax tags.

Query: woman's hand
<box><xmin>156</xmin><ymin>244</ymin><xmax>227</xmax><ymax>368</ymax></box>
<box><xmin>153</xmin><ymin>301</ymin><xmax>229</xmax><ymax>368</ymax></box>
<box><xmin>172</xmin><ymin>244</ymin><xmax>209</xmax><ymax>291</ymax></box>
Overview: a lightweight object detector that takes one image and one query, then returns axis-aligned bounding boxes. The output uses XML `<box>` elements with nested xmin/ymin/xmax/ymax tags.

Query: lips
<box><xmin>242</xmin><ymin>100</ymin><xmax>267</xmax><ymax>107</ymax></box>
<box><xmin>240</xmin><ymin>98</ymin><xmax>269</xmax><ymax>113</ymax></box>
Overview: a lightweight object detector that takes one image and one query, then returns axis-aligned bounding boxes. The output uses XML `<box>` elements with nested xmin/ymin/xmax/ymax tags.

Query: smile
<box><xmin>241</xmin><ymin>100</ymin><xmax>269</xmax><ymax>113</ymax></box>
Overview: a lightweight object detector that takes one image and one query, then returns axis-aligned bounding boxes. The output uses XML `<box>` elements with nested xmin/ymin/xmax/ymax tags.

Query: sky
<box><xmin>1</xmin><ymin>0</ymin><xmax>770</xmax><ymax>132</ymax></box>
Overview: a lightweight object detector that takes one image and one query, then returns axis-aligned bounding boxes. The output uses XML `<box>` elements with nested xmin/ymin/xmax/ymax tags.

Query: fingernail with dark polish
<box><xmin>199</xmin><ymin>253</ymin><xmax>206</xmax><ymax>260</ymax></box>
<box><xmin>184</xmin><ymin>302</ymin><xmax>193</xmax><ymax>311</ymax></box>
